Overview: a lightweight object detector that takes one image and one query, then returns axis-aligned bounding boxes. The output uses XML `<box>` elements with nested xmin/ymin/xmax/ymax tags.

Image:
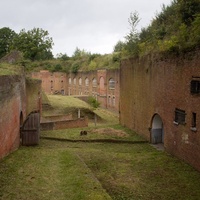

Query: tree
<box><xmin>0</xmin><ymin>27</ymin><xmax>17</xmax><ymax>58</ymax></box>
<box><xmin>12</xmin><ymin>28</ymin><xmax>54</xmax><ymax>61</ymax></box>
<box><xmin>88</xmin><ymin>96</ymin><xmax>100</xmax><ymax>126</ymax></box>
<box><xmin>124</xmin><ymin>11</ymin><xmax>140</xmax><ymax>55</ymax></box>
<box><xmin>113</xmin><ymin>40</ymin><xmax>125</xmax><ymax>52</ymax></box>
<box><xmin>56</xmin><ymin>53</ymin><xmax>69</xmax><ymax>61</ymax></box>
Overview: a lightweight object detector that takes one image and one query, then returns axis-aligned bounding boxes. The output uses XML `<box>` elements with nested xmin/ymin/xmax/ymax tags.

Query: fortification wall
<box><xmin>120</xmin><ymin>51</ymin><xmax>200</xmax><ymax>171</ymax></box>
<box><xmin>0</xmin><ymin>75</ymin><xmax>26</xmax><ymax>158</ymax></box>
<box><xmin>0</xmin><ymin>73</ymin><xmax>42</xmax><ymax>158</ymax></box>
<box><xmin>32</xmin><ymin>69</ymin><xmax>120</xmax><ymax>113</ymax></box>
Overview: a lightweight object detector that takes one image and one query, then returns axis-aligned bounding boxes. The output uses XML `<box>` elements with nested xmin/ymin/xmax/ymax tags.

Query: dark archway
<box><xmin>151</xmin><ymin>114</ymin><xmax>164</xmax><ymax>144</ymax></box>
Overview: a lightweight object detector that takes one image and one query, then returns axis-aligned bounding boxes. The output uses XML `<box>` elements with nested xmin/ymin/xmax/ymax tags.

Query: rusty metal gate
<box><xmin>21</xmin><ymin>111</ymin><xmax>40</xmax><ymax>146</ymax></box>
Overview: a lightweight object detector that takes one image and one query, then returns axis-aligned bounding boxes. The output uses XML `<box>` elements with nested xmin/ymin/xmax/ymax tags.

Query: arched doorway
<box><xmin>151</xmin><ymin>114</ymin><xmax>164</xmax><ymax>144</ymax></box>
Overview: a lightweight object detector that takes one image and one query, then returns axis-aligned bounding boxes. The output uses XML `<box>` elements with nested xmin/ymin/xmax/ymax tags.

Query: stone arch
<box><xmin>151</xmin><ymin>114</ymin><xmax>164</xmax><ymax>144</ymax></box>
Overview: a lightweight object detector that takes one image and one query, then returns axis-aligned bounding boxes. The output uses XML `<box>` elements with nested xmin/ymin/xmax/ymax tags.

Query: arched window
<box><xmin>73</xmin><ymin>78</ymin><xmax>76</xmax><ymax>85</ymax></box>
<box><xmin>85</xmin><ymin>77</ymin><xmax>89</xmax><ymax>86</ymax></box>
<box><xmin>92</xmin><ymin>78</ymin><xmax>97</xmax><ymax>87</ymax></box>
<box><xmin>109</xmin><ymin>78</ymin><xmax>115</xmax><ymax>89</ymax></box>
<box><xmin>69</xmin><ymin>77</ymin><xmax>71</xmax><ymax>85</ymax></box>
<box><xmin>79</xmin><ymin>77</ymin><xmax>82</xmax><ymax>85</ymax></box>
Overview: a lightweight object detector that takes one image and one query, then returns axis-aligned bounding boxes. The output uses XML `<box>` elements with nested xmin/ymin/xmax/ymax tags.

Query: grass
<box><xmin>42</xmin><ymin>95</ymin><xmax>119</xmax><ymax>126</ymax></box>
<box><xmin>0</xmin><ymin>63</ymin><xmax>22</xmax><ymax>75</ymax></box>
<box><xmin>41</xmin><ymin>124</ymin><xmax>146</xmax><ymax>142</ymax></box>
<box><xmin>1</xmin><ymin>95</ymin><xmax>200</xmax><ymax>199</ymax></box>
<box><xmin>1</xmin><ymin>139</ymin><xmax>200</xmax><ymax>200</ymax></box>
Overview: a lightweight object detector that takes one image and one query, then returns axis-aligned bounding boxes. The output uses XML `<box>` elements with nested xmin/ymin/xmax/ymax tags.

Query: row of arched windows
<box><xmin>68</xmin><ymin>77</ymin><xmax>115</xmax><ymax>89</ymax></box>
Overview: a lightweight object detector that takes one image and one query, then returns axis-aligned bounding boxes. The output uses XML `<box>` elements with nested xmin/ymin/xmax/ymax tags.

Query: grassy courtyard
<box><xmin>1</xmin><ymin>134</ymin><xmax>200</xmax><ymax>200</ymax></box>
<box><xmin>0</xmin><ymin>95</ymin><xmax>200</xmax><ymax>200</ymax></box>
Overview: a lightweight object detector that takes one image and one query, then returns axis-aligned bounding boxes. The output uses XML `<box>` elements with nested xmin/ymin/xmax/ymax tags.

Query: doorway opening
<box><xmin>151</xmin><ymin>114</ymin><xmax>164</xmax><ymax>144</ymax></box>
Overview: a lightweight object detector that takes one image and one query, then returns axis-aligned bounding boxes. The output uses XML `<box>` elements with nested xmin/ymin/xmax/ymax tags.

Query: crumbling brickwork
<box><xmin>120</xmin><ymin>50</ymin><xmax>200</xmax><ymax>171</ymax></box>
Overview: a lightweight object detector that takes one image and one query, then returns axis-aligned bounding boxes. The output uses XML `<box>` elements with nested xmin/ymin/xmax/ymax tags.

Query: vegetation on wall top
<box><xmin>114</xmin><ymin>0</ymin><xmax>200</xmax><ymax>57</ymax></box>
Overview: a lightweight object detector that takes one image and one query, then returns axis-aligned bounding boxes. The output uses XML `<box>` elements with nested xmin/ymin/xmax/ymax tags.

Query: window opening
<box><xmin>109</xmin><ymin>78</ymin><xmax>115</xmax><ymax>89</ymax></box>
<box><xmin>85</xmin><ymin>78</ymin><xmax>89</xmax><ymax>86</ymax></box>
<box><xmin>191</xmin><ymin>80</ymin><xmax>200</xmax><ymax>94</ymax></box>
<box><xmin>92</xmin><ymin>78</ymin><xmax>97</xmax><ymax>87</ymax></box>
<box><xmin>192</xmin><ymin>112</ymin><xmax>197</xmax><ymax>128</ymax></box>
<box><xmin>79</xmin><ymin>78</ymin><xmax>82</xmax><ymax>86</ymax></box>
<box><xmin>69</xmin><ymin>78</ymin><xmax>71</xmax><ymax>85</ymax></box>
<box><xmin>174</xmin><ymin>108</ymin><xmax>186</xmax><ymax>125</ymax></box>
<box><xmin>73</xmin><ymin>78</ymin><xmax>76</xmax><ymax>85</ymax></box>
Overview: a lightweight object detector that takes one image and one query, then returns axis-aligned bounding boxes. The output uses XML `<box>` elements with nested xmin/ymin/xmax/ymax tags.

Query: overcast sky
<box><xmin>1</xmin><ymin>0</ymin><xmax>172</xmax><ymax>57</ymax></box>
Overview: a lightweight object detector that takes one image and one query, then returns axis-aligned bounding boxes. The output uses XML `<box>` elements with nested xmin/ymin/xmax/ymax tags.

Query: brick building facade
<box><xmin>32</xmin><ymin>69</ymin><xmax>120</xmax><ymax>112</ymax></box>
<box><xmin>120</xmin><ymin>51</ymin><xmax>200</xmax><ymax>171</ymax></box>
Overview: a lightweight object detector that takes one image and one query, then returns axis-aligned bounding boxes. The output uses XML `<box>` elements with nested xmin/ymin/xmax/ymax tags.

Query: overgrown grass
<box><xmin>1</xmin><ymin>139</ymin><xmax>200</xmax><ymax>200</ymax></box>
<box><xmin>0</xmin><ymin>63</ymin><xmax>22</xmax><ymax>75</ymax></box>
<box><xmin>41</xmin><ymin>124</ymin><xmax>145</xmax><ymax>142</ymax></box>
<box><xmin>1</xmin><ymin>95</ymin><xmax>200</xmax><ymax>199</ymax></box>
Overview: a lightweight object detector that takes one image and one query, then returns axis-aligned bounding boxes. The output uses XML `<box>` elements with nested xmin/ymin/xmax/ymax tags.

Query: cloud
<box><xmin>0</xmin><ymin>0</ymin><xmax>172</xmax><ymax>56</ymax></box>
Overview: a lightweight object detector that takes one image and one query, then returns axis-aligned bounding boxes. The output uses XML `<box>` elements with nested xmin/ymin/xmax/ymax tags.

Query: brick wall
<box><xmin>40</xmin><ymin>117</ymin><xmax>88</xmax><ymax>131</ymax></box>
<box><xmin>0</xmin><ymin>75</ymin><xmax>26</xmax><ymax>158</ymax></box>
<box><xmin>32</xmin><ymin>69</ymin><xmax>120</xmax><ymax>113</ymax></box>
<box><xmin>41</xmin><ymin>114</ymin><xmax>73</xmax><ymax>123</ymax></box>
<box><xmin>120</xmin><ymin>51</ymin><xmax>200</xmax><ymax>171</ymax></box>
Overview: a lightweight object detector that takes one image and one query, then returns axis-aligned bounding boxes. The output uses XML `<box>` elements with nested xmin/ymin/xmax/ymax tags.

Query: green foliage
<box><xmin>56</xmin><ymin>53</ymin><xmax>69</xmax><ymax>61</ymax></box>
<box><xmin>88</xmin><ymin>96</ymin><xmax>100</xmax><ymax>109</ymax></box>
<box><xmin>88</xmin><ymin>60</ymin><xmax>97</xmax><ymax>70</ymax></box>
<box><xmin>115</xmin><ymin>0</ymin><xmax>200</xmax><ymax>57</ymax></box>
<box><xmin>113</xmin><ymin>40</ymin><xmax>125</xmax><ymax>52</ymax></box>
<box><xmin>0</xmin><ymin>27</ymin><xmax>17</xmax><ymax>58</ymax></box>
<box><xmin>12</xmin><ymin>28</ymin><xmax>54</xmax><ymax>61</ymax></box>
<box><xmin>71</xmin><ymin>62</ymin><xmax>80</xmax><ymax>74</ymax></box>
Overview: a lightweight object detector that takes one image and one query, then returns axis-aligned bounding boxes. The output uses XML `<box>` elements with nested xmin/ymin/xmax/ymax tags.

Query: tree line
<box><xmin>0</xmin><ymin>27</ymin><xmax>54</xmax><ymax>61</ymax></box>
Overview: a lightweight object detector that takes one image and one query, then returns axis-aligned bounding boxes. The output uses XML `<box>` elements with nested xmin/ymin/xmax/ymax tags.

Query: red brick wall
<box><xmin>32</xmin><ymin>70</ymin><xmax>66</xmax><ymax>95</ymax></box>
<box><xmin>120</xmin><ymin>51</ymin><xmax>200</xmax><ymax>171</ymax></box>
<box><xmin>32</xmin><ymin>69</ymin><xmax>120</xmax><ymax>113</ymax></box>
<box><xmin>0</xmin><ymin>75</ymin><xmax>26</xmax><ymax>158</ymax></box>
<box><xmin>41</xmin><ymin>114</ymin><xmax>73</xmax><ymax>123</ymax></box>
<box><xmin>40</xmin><ymin>117</ymin><xmax>88</xmax><ymax>130</ymax></box>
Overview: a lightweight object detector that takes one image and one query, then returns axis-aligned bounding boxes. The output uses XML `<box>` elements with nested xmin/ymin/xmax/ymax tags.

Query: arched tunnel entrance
<box><xmin>151</xmin><ymin>114</ymin><xmax>164</xmax><ymax>144</ymax></box>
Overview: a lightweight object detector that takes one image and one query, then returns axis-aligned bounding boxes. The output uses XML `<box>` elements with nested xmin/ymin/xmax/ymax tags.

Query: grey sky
<box><xmin>1</xmin><ymin>0</ymin><xmax>172</xmax><ymax>56</ymax></box>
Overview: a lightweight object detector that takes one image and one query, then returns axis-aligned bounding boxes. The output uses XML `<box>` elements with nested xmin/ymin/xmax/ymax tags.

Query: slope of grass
<box><xmin>42</xmin><ymin>95</ymin><xmax>119</xmax><ymax>125</ymax></box>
